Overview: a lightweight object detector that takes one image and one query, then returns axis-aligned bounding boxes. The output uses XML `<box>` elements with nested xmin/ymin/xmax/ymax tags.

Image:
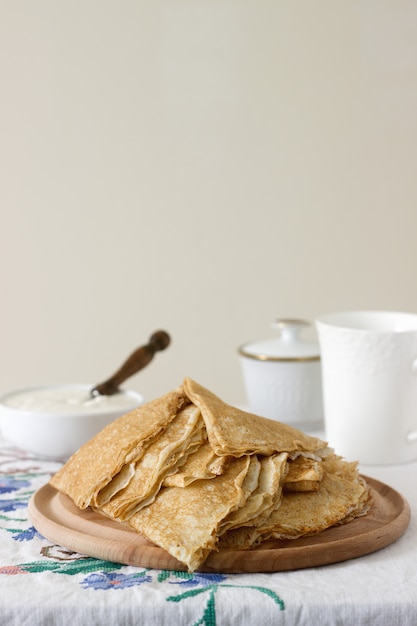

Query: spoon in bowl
<box><xmin>91</xmin><ymin>330</ymin><xmax>171</xmax><ymax>397</ymax></box>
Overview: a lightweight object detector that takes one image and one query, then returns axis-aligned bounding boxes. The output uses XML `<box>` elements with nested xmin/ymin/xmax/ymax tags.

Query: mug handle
<box><xmin>408</xmin><ymin>357</ymin><xmax>417</xmax><ymax>442</ymax></box>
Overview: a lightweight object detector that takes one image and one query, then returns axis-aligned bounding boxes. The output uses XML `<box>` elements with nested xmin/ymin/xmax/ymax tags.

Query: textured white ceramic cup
<box><xmin>316</xmin><ymin>311</ymin><xmax>417</xmax><ymax>465</ymax></box>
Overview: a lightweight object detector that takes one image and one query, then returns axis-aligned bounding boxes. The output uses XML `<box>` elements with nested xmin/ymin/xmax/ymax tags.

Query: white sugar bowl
<box><xmin>238</xmin><ymin>319</ymin><xmax>323</xmax><ymax>430</ymax></box>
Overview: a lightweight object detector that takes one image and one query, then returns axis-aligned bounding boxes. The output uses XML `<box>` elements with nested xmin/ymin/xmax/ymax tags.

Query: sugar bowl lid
<box><xmin>238</xmin><ymin>318</ymin><xmax>320</xmax><ymax>361</ymax></box>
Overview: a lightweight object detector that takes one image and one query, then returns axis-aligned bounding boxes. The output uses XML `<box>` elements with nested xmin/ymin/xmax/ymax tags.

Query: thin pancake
<box><xmin>183</xmin><ymin>378</ymin><xmax>326</xmax><ymax>456</ymax></box>
<box><xmin>219</xmin><ymin>452</ymin><xmax>288</xmax><ymax>533</ymax></box>
<box><xmin>99</xmin><ymin>405</ymin><xmax>204</xmax><ymax>520</ymax></box>
<box><xmin>128</xmin><ymin>456</ymin><xmax>251</xmax><ymax>572</ymax></box>
<box><xmin>163</xmin><ymin>440</ymin><xmax>231</xmax><ymax>487</ymax></box>
<box><xmin>219</xmin><ymin>471</ymin><xmax>370</xmax><ymax>550</ymax></box>
<box><xmin>50</xmin><ymin>386</ymin><xmax>189</xmax><ymax>509</ymax></box>
<box><xmin>261</xmin><ymin>471</ymin><xmax>370</xmax><ymax>541</ymax></box>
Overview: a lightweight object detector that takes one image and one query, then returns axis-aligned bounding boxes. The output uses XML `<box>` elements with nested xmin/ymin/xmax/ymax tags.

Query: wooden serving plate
<box><xmin>28</xmin><ymin>477</ymin><xmax>410</xmax><ymax>573</ymax></box>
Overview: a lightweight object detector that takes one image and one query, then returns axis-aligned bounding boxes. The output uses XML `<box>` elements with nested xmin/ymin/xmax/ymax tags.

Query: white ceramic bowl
<box><xmin>0</xmin><ymin>384</ymin><xmax>144</xmax><ymax>460</ymax></box>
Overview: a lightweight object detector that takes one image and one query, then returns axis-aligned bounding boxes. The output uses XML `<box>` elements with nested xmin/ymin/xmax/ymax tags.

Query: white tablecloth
<box><xmin>0</xmin><ymin>435</ymin><xmax>415</xmax><ymax>626</ymax></box>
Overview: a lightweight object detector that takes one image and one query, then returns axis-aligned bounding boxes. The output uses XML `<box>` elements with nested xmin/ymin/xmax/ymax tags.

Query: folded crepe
<box><xmin>162</xmin><ymin>440</ymin><xmax>232</xmax><ymax>487</ymax></box>
<box><xmin>218</xmin><ymin>455</ymin><xmax>369</xmax><ymax>550</ymax></box>
<box><xmin>183</xmin><ymin>378</ymin><xmax>325</xmax><ymax>457</ymax></box>
<box><xmin>98</xmin><ymin>404</ymin><xmax>205</xmax><ymax>519</ymax></box>
<box><xmin>129</xmin><ymin>456</ymin><xmax>252</xmax><ymax>572</ymax></box>
<box><xmin>50</xmin><ymin>377</ymin><xmax>371</xmax><ymax>572</ymax></box>
<box><xmin>218</xmin><ymin>452</ymin><xmax>289</xmax><ymax>534</ymax></box>
<box><xmin>51</xmin><ymin>387</ymin><xmax>190</xmax><ymax>509</ymax></box>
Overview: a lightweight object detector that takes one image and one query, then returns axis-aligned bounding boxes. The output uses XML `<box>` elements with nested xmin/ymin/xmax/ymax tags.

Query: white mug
<box><xmin>316</xmin><ymin>311</ymin><xmax>417</xmax><ymax>465</ymax></box>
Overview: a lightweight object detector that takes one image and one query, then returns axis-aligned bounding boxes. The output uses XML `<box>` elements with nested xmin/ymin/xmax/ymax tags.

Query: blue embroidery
<box><xmin>0</xmin><ymin>477</ymin><xmax>31</xmax><ymax>495</ymax></box>
<box><xmin>169</xmin><ymin>572</ymin><xmax>228</xmax><ymax>587</ymax></box>
<box><xmin>0</xmin><ymin>499</ymin><xmax>28</xmax><ymax>513</ymax></box>
<box><xmin>81</xmin><ymin>571</ymin><xmax>153</xmax><ymax>590</ymax></box>
<box><xmin>11</xmin><ymin>526</ymin><xmax>44</xmax><ymax>542</ymax></box>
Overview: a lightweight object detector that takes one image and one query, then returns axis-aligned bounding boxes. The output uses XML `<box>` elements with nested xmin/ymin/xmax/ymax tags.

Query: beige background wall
<box><xmin>1</xmin><ymin>1</ymin><xmax>417</xmax><ymax>407</ymax></box>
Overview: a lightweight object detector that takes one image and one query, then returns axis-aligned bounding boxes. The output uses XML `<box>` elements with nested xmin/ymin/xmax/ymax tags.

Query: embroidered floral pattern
<box><xmin>161</xmin><ymin>570</ymin><xmax>285</xmax><ymax>623</ymax></box>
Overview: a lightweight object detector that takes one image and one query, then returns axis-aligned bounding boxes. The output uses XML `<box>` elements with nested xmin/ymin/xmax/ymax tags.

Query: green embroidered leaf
<box><xmin>200</xmin><ymin>587</ymin><xmax>216</xmax><ymax>626</ymax></box>
<box><xmin>167</xmin><ymin>585</ymin><xmax>213</xmax><ymax>603</ymax></box>
<box><xmin>57</xmin><ymin>559</ymin><xmax>124</xmax><ymax>576</ymax></box>
<box><xmin>221</xmin><ymin>584</ymin><xmax>285</xmax><ymax>610</ymax></box>
<box><xmin>10</xmin><ymin>558</ymin><xmax>123</xmax><ymax>576</ymax></box>
<box><xmin>157</xmin><ymin>570</ymin><xmax>170</xmax><ymax>583</ymax></box>
<box><xmin>249</xmin><ymin>585</ymin><xmax>285</xmax><ymax>609</ymax></box>
<box><xmin>158</xmin><ymin>570</ymin><xmax>192</xmax><ymax>583</ymax></box>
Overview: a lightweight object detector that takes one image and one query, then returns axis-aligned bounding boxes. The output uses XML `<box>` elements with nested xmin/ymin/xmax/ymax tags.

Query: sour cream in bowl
<box><xmin>0</xmin><ymin>384</ymin><xmax>144</xmax><ymax>460</ymax></box>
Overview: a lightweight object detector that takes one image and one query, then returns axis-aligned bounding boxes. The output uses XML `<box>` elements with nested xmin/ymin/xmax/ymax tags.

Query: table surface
<box><xmin>0</xmin><ymin>434</ymin><xmax>415</xmax><ymax>626</ymax></box>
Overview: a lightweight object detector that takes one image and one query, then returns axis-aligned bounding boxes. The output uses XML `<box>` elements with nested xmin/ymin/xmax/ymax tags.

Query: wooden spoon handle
<box><xmin>91</xmin><ymin>330</ymin><xmax>171</xmax><ymax>396</ymax></box>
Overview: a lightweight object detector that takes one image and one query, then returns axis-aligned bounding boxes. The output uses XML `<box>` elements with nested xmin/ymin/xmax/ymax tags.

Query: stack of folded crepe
<box><xmin>50</xmin><ymin>378</ymin><xmax>371</xmax><ymax>572</ymax></box>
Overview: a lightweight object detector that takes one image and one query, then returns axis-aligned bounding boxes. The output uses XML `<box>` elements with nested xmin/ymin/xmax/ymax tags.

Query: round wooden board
<box><xmin>28</xmin><ymin>476</ymin><xmax>410</xmax><ymax>573</ymax></box>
